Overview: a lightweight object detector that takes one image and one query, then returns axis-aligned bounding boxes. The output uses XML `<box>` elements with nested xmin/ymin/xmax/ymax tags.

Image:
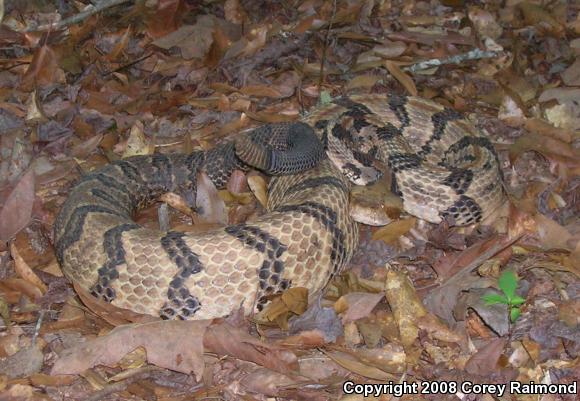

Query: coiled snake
<box><xmin>54</xmin><ymin>94</ymin><xmax>505</xmax><ymax>320</ymax></box>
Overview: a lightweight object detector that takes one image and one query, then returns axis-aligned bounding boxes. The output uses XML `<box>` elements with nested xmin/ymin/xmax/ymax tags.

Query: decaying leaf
<box><xmin>10</xmin><ymin>243</ymin><xmax>47</xmax><ymax>294</ymax></box>
<box><xmin>371</xmin><ymin>218</ymin><xmax>416</xmax><ymax>244</ymax></box>
<box><xmin>334</xmin><ymin>292</ymin><xmax>384</xmax><ymax>323</ymax></box>
<box><xmin>51</xmin><ymin>319</ymin><xmax>211</xmax><ymax>379</ymax></box>
<box><xmin>384</xmin><ymin>268</ymin><xmax>427</xmax><ymax>348</ymax></box>
<box><xmin>0</xmin><ymin>170</ymin><xmax>35</xmax><ymax>243</ymax></box>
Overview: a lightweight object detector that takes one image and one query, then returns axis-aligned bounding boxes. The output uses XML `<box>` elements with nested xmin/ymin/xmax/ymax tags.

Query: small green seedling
<box><xmin>482</xmin><ymin>270</ymin><xmax>525</xmax><ymax>322</ymax></box>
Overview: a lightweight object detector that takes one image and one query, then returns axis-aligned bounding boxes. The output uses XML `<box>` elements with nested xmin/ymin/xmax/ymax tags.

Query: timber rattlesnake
<box><xmin>54</xmin><ymin>94</ymin><xmax>505</xmax><ymax>320</ymax></box>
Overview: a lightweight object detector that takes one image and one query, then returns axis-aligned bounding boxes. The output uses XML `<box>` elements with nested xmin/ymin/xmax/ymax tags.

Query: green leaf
<box><xmin>482</xmin><ymin>293</ymin><xmax>509</xmax><ymax>305</ymax></box>
<box><xmin>510</xmin><ymin>307</ymin><xmax>521</xmax><ymax>322</ymax></box>
<box><xmin>510</xmin><ymin>296</ymin><xmax>526</xmax><ymax>306</ymax></box>
<box><xmin>498</xmin><ymin>270</ymin><xmax>518</xmax><ymax>300</ymax></box>
<box><xmin>318</xmin><ymin>91</ymin><xmax>332</xmax><ymax>106</ymax></box>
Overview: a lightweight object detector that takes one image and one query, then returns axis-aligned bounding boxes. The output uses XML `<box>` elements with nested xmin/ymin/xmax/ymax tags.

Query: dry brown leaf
<box><xmin>534</xmin><ymin>214</ymin><xmax>578</xmax><ymax>252</ymax></box>
<box><xmin>0</xmin><ymin>345</ymin><xmax>43</xmax><ymax>379</ymax></box>
<box><xmin>240</xmin><ymin>85</ymin><xmax>283</xmax><ymax>98</ymax></box>
<box><xmin>346</xmin><ymin>75</ymin><xmax>381</xmax><ymax>91</ymax></box>
<box><xmin>204</xmin><ymin>321</ymin><xmax>299</xmax><ymax>374</ymax></box>
<box><xmin>247</xmin><ymin>174</ymin><xmax>268</xmax><ymax>208</ymax></box>
<box><xmin>260</xmin><ymin>287</ymin><xmax>309</xmax><ymax>329</ymax></box>
<box><xmin>523</xmin><ymin>118</ymin><xmax>572</xmax><ymax>143</ymax></box>
<box><xmin>70</xmin><ymin>133</ymin><xmax>103</xmax><ymax>159</ymax></box>
<box><xmin>518</xmin><ymin>2</ymin><xmax>565</xmax><ymax>37</ymax></box>
<box><xmin>51</xmin><ymin>319</ymin><xmax>211</xmax><ymax>379</ymax></box>
<box><xmin>21</xmin><ymin>45</ymin><xmax>64</xmax><ymax>90</ymax></box>
<box><xmin>107</xmin><ymin>26</ymin><xmax>131</xmax><ymax>61</ymax></box>
<box><xmin>334</xmin><ymin>292</ymin><xmax>384</xmax><ymax>323</ymax></box>
<box><xmin>194</xmin><ymin>171</ymin><xmax>227</xmax><ymax>225</ymax></box>
<box><xmin>10</xmin><ymin>243</ymin><xmax>47</xmax><ymax>294</ymax></box>
<box><xmin>464</xmin><ymin>338</ymin><xmax>507</xmax><ymax>376</ymax></box>
<box><xmin>241</xmin><ymin>26</ymin><xmax>267</xmax><ymax>57</ymax></box>
<box><xmin>0</xmin><ymin>170</ymin><xmax>35</xmax><ymax>243</ymax></box>
<box><xmin>151</xmin><ymin>17</ymin><xmax>215</xmax><ymax>60</ymax></box>
<box><xmin>158</xmin><ymin>192</ymin><xmax>195</xmax><ymax>218</ymax></box>
<box><xmin>561</xmin><ymin>58</ymin><xmax>580</xmax><ymax>86</ymax></box>
<box><xmin>384</xmin><ymin>61</ymin><xmax>417</xmax><ymax>96</ymax></box>
<box><xmin>371</xmin><ymin>217</ymin><xmax>416</xmax><ymax>244</ymax></box>
<box><xmin>123</xmin><ymin>121</ymin><xmax>153</xmax><ymax>157</ymax></box>
<box><xmin>321</xmin><ymin>349</ymin><xmax>396</xmax><ymax>381</ymax></box>
<box><xmin>509</xmin><ymin>132</ymin><xmax>578</xmax><ymax>164</ymax></box>
<box><xmin>74</xmin><ymin>282</ymin><xmax>159</xmax><ymax>326</ymax></box>
<box><xmin>416</xmin><ymin>313</ymin><xmax>464</xmax><ymax>345</ymax></box>
<box><xmin>384</xmin><ymin>268</ymin><xmax>427</xmax><ymax>348</ymax></box>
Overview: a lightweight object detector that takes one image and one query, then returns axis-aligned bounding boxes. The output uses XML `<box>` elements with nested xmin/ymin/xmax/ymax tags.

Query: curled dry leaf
<box><xmin>123</xmin><ymin>121</ymin><xmax>153</xmax><ymax>158</ymax></box>
<box><xmin>51</xmin><ymin>319</ymin><xmax>211</xmax><ymax>379</ymax></box>
<box><xmin>247</xmin><ymin>174</ymin><xmax>268</xmax><ymax>208</ymax></box>
<box><xmin>259</xmin><ymin>287</ymin><xmax>309</xmax><ymax>329</ymax></box>
<box><xmin>371</xmin><ymin>217</ymin><xmax>416</xmax><ymax>244</ymax></box>
<box><xmin>203</xmin><ymin>321</ymin><xmax>299</xmax><ymax>374</ymax></box>
<box><xmin>74</xmin><ymin>282</ymin><xmax>159</xmax><ymax>326</ymax></box>
<box><xmin>194</xmin><ymin>171</ymin><xmax>227</xmax><ymax>225</ymax></box>
<box><xmin>334</xmin><ymin>292</ymin><xmax>385</xmax><ymax>323</ymax></box>
<box><xmin>10</xmin><ymin>243</ymin><xmax>47</xmax><ymax>294</ymax></box>
<box><xmin>384</xmin><ymin>61</ymin><xmax>418</xmax><ymax>96</ymax></box>
<box><xmin>384</xmin><ymin>268</ymin><xmax>427</xmax><ymax>348</ymax></box>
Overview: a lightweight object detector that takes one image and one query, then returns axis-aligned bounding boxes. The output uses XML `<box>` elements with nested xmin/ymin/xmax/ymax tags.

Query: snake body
<box><xmin>54</xmin><ymin>94</ymin><xmax>505</xmax><ymax>319</ymax></box>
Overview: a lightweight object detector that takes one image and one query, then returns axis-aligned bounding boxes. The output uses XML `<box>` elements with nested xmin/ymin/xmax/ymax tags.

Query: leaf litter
<box><xmin>0</xmin><ymin>0</ymin><xmax>578</xmax><ymax>400</ymax></box>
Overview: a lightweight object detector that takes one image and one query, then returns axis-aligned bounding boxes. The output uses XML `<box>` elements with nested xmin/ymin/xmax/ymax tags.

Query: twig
<box><xmin>318</xmin><ymin>0</ymin><xmax>337</xmax><ymax>90</ymax></box>
<box><xmin>31</xmin><ymin>310</ymin><xmax>45</xmax><ymax>346</ymax></box>
<box><xmin>24</xmin><ymin>0</ymin><xmax>133</xmax><ymax>32</ymax></box>
<box><xmin>404</xmin><ymin>48</ymin><xmax>501</xmax><ymax>73</ymax></box>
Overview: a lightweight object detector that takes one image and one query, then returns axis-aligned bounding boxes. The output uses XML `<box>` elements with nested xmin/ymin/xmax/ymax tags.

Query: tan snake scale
<box><xmin>54</xmin><ymin>94</ymin><xmax>505</xmax><ymax>320</ymax></box>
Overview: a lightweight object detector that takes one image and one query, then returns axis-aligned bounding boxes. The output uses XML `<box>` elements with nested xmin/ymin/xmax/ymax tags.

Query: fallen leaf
<box><xmin>0</xmin><ymin>345</ymin><xmax>43</xmax><ymax>379</ymax></box>
<box><xmin>74</xmin><ymin>282</ymin><xmax>159</xmax><ymax>326</ymax></box>
<box><xmin>561</xmin><ymin>58</ymin><xmax>580</xmax><ymax>86</ymax></box>
<box><xmin>288</xmin><ymin>302</ymin><xmax>343</xmax><ymax>343</ymax></box>
<box><xmin>384</xmin><ymin>61</ymin><xmax>417</xmax><ymax>96</ymax></box>
<box><xmin>464</xmin><ymin>338</ymin><xmax>507</xmax><ymax>375</ymax></box>
<box><xmin>122</xmin><ymin>121</ymin><xmax>153</xmax><ymax>158</ymax></box>
<box><xmin>10</xmin><ymin>243</ymin><xmax>47</xmax><ymax>294</ymax></box>
<box><xmin>203</xmin><ymin>321</ymin><xmax>299</xmax><ymax>374</ymax></box>
<box><xmin>321</xmin><ymin>349</ymin><xmax>396</xmax><ymax>381</ymax></box>
<box><xmin>247</xmin><ymin>174</ymin><xmax>268</xmax><ymax>208</ymax></box>
<box><xmin>51</xmin><ymin>319</ymin><xmax>211</xmax><ymax>379</ymax></box>
<box><xmin>21</xmin><ymin>45</ymin><xmax>64</xmax><ymax>90</ymax></box>
<box><xmin>0</xmin><ymin>170</ymin><xmax>35</xmax><ymax>242</ymax></box>
<box><xmin>371</xmin><ymin>218</ymin><xmax>416</xmax><ymax>244</ymax></box>
<box><xmin>518</xmin><ymin>2</ymin><xmax>565</xmax><ymax>37</ymax></box>
<box><xmin>384</xmin><ymin>268</ymin><xmax>427</xmax><ymax>348</ymax></box>
<box><xmin>193</xmin><ymin>171</ymin><xmax>227</xmax><ymax>225</ymax></box>
<box><xmin>334</xmin><ymin>292</ymin><xmax>384</xmax><ymax>323</ymax></box>
<box><xmin>151</xmin><ymin>17</ymin><xmax>215</xmax><ymax>60</ymax></box>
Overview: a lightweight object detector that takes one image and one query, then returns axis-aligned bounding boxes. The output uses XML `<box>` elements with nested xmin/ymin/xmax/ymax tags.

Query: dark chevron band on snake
<box><xmin>54</xmin><ymin>94</ymin><xmax>505</xmax><ymax>319</ymax></box>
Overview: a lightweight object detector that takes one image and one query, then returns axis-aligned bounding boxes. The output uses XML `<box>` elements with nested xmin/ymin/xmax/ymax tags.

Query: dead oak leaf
<box><xmin>51</xmin><ymin>319</ymin><xmax>211</xmax><ymax>379</ymax></box>
<box><xmin>152</xmin><ymin>17</ymin><xmax>215</xmax><ymax>60</ymax></box>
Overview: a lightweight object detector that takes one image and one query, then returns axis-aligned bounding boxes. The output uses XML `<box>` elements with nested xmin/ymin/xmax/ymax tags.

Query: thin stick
<box><xmin>318</xmin><ymin>0</ymin><xmax>337</xmax><ymax>91</ymax></box>
<box><xmin>24</xmin><ymin>0</ymin><xmax>133</xmax><ymax>32</ymax></box>
<box><xmin>404</xmin><ymin>49</ymin><xmax>501</xmax><ymax>73</ymax></box>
